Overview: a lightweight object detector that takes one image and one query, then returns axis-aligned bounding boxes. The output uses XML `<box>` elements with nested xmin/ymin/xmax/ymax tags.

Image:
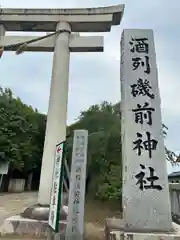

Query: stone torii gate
<box><xmin>0</xmin><ymin>5</ymin><xmax>124</xmax><ymax>208</ymax></box>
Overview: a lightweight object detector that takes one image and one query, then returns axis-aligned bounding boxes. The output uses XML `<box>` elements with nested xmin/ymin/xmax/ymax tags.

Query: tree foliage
<box><xmin>163</xmin><ymin>124</ymin><xmax>179</xmax><ymax>165</ymax></box>
<box><xmin>0</xmin><ymin>87</ymin><xmax>46</xmax><ymax>173</ymax></box>
<box><xmin>67</xmin><ymin>101</ymin><xmax>122</xmax><ymax>200</ymax></box>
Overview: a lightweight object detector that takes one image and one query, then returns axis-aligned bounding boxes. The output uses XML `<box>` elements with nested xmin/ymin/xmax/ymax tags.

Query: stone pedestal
<box><xmin>0</xmin><ymin>215</ymin><xmax>67</xmax><ymax>238</ymax></box>
<box><xmin>0</xmin><ymin>193</ymin><xmax>69</xmax><ymax>237</ymax></box>
<box><xmin>21</xmin><ymin>192</ymin><xmax>68</xmax><ymax>220</ymax></box>
<box><xmin>21</xmin><ymin>204</ymin><xmax>68</xmax><ymax>221</ymax></box>
<box><xmin>105</xmin><ymin>218</ymin><xmax>180</xmax><ymax>240</ymax></box>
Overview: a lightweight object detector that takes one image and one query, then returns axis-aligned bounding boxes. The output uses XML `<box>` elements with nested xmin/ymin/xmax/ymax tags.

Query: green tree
<box><xmin>0</xmin><ymin>87</ymin><xmax>45</xmax><ymax>174</ymax></box>
<box><xmin>67</xmin><ymin>101</ymin><xmax>122</xmax><ymax>200</ymax></box>
<box><xmin>163</xmin><ymin>124</ymin><xmax>178</xmax><ymax>165</ymax></box>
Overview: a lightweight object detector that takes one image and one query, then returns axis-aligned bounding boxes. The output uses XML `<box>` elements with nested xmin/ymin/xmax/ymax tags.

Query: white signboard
<box><xmin>66</xmin><ymin>130</ymin><xmax>88</xmax><ymax>239</ymax></box>
<box><xmin>48</xmin><ymin>142</ymin><xmax>64</xmax><ymax>231</ymax></box>
<box><xmin>121</xmin><ymin>29</ymin><xmax>172</xmax><ymax>231</ymax></box>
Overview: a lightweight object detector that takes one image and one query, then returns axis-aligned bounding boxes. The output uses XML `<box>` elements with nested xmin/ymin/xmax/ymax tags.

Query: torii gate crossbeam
<box><xmin>0</xmin><ymin>34</ymin><xmax>103</xmax><ymax>52</ymax></box>
<box><xmin>0</xmin><ymin>5</ymin><xmax>124</xmax><ymax>32</ymax></box>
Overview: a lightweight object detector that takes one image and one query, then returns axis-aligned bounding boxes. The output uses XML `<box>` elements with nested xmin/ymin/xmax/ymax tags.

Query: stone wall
<box><xmin>8</xmin><ymin>179</ymin><xmax>25</xmax><ymax>193</ymax></box>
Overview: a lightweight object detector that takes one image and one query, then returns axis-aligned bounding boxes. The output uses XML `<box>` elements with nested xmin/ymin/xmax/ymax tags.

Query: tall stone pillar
<box><xmin>38</xmin><ymin>22</ymin><xmax>71</xmax><ymax>205</ymax></box>
<box><xmin>121</xmin><ymin>29</ymin><xmax>172</xmax><ymax>231</ymax></box>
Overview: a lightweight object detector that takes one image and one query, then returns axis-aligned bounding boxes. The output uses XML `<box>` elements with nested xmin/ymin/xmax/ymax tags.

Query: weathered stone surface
<box><xmin>105</xmin><ymin>218</ymin><xmax>180</xmax><ymax>240</ymax></box>
<box><xmin>0</xmin><ymin>215</ymin><xmax>67</xmax><ymax>237</ymax></box>
<box><xmin>120</xmin><ymin>29</ymin><xmax>172</xmax><ymax>232</ymax></box>
<box><xmin>0</xmin><ymin>192</ymin><xmax>69</xmax><ymax>237</ymax></box>
<box><xmin>66</xmin><ymin>130</ymin><xmax>88</xmax><ymax>237</ymax></box>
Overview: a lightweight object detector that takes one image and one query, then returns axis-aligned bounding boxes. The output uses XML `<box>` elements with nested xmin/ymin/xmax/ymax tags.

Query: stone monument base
<box><xmin>0</xmin><ymin>215</ymin><xmax>67</xmax><ymax>238</ymax></box>
<box><xmin>0</xmin><ymin>194</ymin><xmax>69</xmax><ymax>238</ymax></box>
<box><xmin>20</xmin><ymin>203</ymin><xmax>68</xmax><ymax>221</ymax></box>
<box><xmin>105</xmin><ymin>218</ymin><xmax>180</xmax><ymax>240</ymax></box>
<box><xmin>20</xmin><ymin>193</ymin><xmax>68</xmax><ymax>221</ymax></box>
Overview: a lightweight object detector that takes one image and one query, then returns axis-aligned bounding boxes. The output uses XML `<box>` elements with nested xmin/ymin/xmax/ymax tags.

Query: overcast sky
<box><xmin>0</xmin><ymin>0</ymin><xmax>179</xmax><ymax>173</ymax></box>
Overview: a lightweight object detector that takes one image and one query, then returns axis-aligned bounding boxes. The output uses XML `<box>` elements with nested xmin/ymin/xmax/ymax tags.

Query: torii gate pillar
<box><xmin>38</xmin><ymin>21</ymin><xmax>71</xmax><ymax>204</ymax></box>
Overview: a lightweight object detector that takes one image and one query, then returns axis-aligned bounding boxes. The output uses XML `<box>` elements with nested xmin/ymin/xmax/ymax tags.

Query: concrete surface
<box><xmin>0</xmin><ymin>215</ymin><xmax>67</xmax><ymax>238</ymax></box>
<box><xmin>0</xmin><ymin>192</ymin><xmax>37</xmax><ymax>227</ymax></box>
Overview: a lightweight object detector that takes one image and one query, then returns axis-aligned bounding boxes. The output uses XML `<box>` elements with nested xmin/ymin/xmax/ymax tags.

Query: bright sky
<box><xmin>0</xmin><ymin>0</ymin><xmax>179</xmax><ymax>173</ymax></box>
